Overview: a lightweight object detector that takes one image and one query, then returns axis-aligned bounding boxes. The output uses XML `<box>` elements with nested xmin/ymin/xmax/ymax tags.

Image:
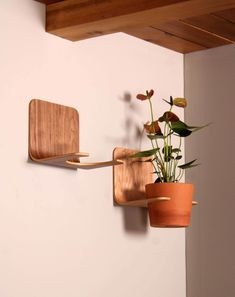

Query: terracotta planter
<box><xmin>145</xmin><ymin>183</ymin><xmax>194</xmax><ymax>228</ymax></box>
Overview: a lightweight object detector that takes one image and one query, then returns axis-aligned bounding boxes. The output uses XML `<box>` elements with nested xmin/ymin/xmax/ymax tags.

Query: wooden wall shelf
<box><xmin>29</xmin><ymin>99</ymin><xmax>123</xmax><ymax>169</ymax></box>
<box><xmin>113</xmin><ymin>147</ymin><xmax>198</xmax><ymax>207</ymax></box>
<box><xmin>34</xmin><ymin>0</ymin><xmax>235</xmax><ymax>53</ymax></box>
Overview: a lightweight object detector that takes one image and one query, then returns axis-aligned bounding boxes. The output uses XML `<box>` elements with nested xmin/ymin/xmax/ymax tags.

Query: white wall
<box><xmin>185</xmin><ymin>44</ymin><xmax>235</xmax><ymax>297</ymax></box>
<box><xmin>0</xmin><ymin>1</ymin><xmax>185</xmax><ymax>297</ymax></box>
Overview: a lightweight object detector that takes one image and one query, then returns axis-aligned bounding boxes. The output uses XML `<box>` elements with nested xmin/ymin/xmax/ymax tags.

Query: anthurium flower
<box><xmin>132</xmin><ymin>88</ymin><xmax>207</xmax><ymax>184</ymax></box>
<box><xmin>144</xmin><ymin>121</ymin><xmax>162</xmax><ymax>134</ymax></box>
<box><xmin>136</xmin><ymin>94</ymin><xmax>148</xmax><ymax>100</ymax></box>
<box><xmin>136</xmin><ymin>89</ymin><xmax>154</xmax><ymax>101</ymax></box>
<box><xmin>147</xmin><ymin>89</ymin><xmax>154</xmax><ymax>98</ymax></box>
<box><xmin>158</xmin><ymin>111</ymin><xmax>179</xmax><ymax>122</ymax></box>
<box><xmin>173</xmin><ymin>97</ymin><xmax>187</xmax><ymax>108</ymax></box>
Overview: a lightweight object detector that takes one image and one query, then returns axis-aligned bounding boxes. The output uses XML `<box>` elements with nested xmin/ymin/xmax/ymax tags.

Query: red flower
<box><xmin>136</xmin><ymin>89</ymin><xmax>154</xmax><ymax>101</ymax></box>
<box><xmin>136</xmin><ymin>94</ymin><xmax>148</xmax><ymax>101</ymax></box>
<box><xmin>158</xmin><ymin>111</ymin><xmax>179</xmax><ymax>123</ymax></box>
<box><xmin>144</xmin><ymin>121</ymin><xmax>162</xmax><ymax>134</ymax></box>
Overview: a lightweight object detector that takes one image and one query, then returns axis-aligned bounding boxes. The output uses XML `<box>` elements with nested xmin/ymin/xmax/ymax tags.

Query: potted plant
<box><xmin>131</xmin><ymin>90</ymin><xmax>207</xmax><ymax>227</ymax></box>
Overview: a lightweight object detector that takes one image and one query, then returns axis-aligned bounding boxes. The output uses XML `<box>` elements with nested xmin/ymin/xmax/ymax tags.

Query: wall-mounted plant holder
<box><xmin>29</xmin><ymin>99</ymin><xmax>123</xmax><ymax>169</ymax></box>
<box><xmin>113</xmin><ymin>147</ymin><xmax>198</xmax><ymax>211</ymax></box>
<box><xmin>113</xmin><ymin>147</ymin><xmax>170</xmax><ymax>207</ymax></box>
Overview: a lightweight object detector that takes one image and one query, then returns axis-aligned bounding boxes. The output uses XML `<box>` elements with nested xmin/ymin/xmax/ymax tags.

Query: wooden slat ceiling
<box><xmin>35</xmin><ymin>0</ymin><xmax>235</xmax><ymax>53</ymax></box>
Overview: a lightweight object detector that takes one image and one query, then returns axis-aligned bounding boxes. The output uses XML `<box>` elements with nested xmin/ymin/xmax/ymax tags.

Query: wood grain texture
<box><xmin>46</xmin><ymin>0</ymin><xmax>187</xmax><ymax>30</ymax></box>
<box><xmin>46</xmin><ymin>0</ymin><xmax>235</xmax><ymax>41</ymax></box>
<box><xmin>213</xmin><ymin>8</ymin><xmax>235</xmax><ymax>23</ymax></box>
<box><xmin>113</xmin><ymin>147</ymin><xmax>153</xmax><ymax>208</ymax></box>
<box><xmin>66</xmin><ymin>159</ymin><xmax>124</xmax><ymax>169</ymax></box>
<box><xmin>35</xmin><ymin>0</ymin><xmax>235</xmax><ymax>52</ymax></box>
<box><xmin>125</xmin><ymin>26</ymin><xmax>205</xmax><ymax>53</ymax></box>
<box><xmin>29</xmin><ymin>99</ymin><xmax>80</xmax><ymax>160</ymax></box>
<box><xmin>117</xmin><ymin>197</ymin><xmax>171</xmax><ymax>207</ymax></box>
<box><xmin>30</xmin><ymin>152</ymin><xmax>90</xmax><ymax>168</ymax></box>
<box><xmin>153</xmin><ymin>20</ymin><xmax>232</xmax><ymax>48</ymax></box>
<box><xmin>183</xmin><ymin>13</ymin><xmax>235</xmax><ymax>42</ymax></box>
<box><xmin>29</xmin><ymin>99</ymin><xmax>124</xmax><ymax>170</ymax></box>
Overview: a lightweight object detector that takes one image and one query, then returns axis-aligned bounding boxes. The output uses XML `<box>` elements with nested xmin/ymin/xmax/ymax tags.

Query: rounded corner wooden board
<box><xmin>29</xmin><ymin>99</ymin><xmax>80</xmax><ymax>160</ymax></box>
<box><xmin>113</xmin><ymin>147</ymin><xmax>153</xmax><ymax>207</ymax></box>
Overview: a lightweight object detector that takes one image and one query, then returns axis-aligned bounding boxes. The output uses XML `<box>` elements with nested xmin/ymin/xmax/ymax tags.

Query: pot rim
<box><xmin>145</xmin><ymin>182</ymin><xmax>194</xmax><ymax>187</ymax></box>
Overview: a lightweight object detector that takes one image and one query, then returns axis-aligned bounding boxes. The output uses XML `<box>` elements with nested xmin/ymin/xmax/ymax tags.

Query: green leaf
<box><xmin>134</xmin><ymin>159</ymin><xmax>153</xmax><ymax>163</ymax></box>
<box><xmin>186</xmin><ymin>164</ymin><xmax>200</xmax><ymax>169</ymax></box>
<box><xmin>186</xmin><ymin>123</ymin><xmax>210</xmax><ymax>132</ymax></box>
<box><xmin>175</xmin><ymin>155</ymin><xmax>182</xmax><ymax>160</ymax></box>
<box><xmin>130</xmin><ymin>148</ymin><xmax>160</xmax><ymax>158</ymax></box>
<box><xmin>178</xmin><ymin>159</ymin><xmax>198</xmax><ymax>169</ymax></box>
<box><xmin>147</xmin><ymin>133</ymin><xmax>164</xmax><ymax>140</ymax></box>
<box><xmin>171</xmin><ymin>121</ymin><xmax>192</xmax><ymax>137</ymax></box>
<box><xmin>154</xmin><ymin>177</ymin><xmax>162</xmax><ymax>183</ymax></box>
<box><xmin>172</xmin><ymin>148</ymin><xmax>181</xmax><ymax>153</ymax></box>
<box><xmin>172</xmin><ymin>121</ymin><xmax>210</xmax><ymax>137</ymax></box>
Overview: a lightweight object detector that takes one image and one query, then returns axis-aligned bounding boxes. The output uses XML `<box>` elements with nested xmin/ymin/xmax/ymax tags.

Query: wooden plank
<box><xmin>113</xmin><ymin>147</ymin><xmax>154</xmax><ymax>207</ymax></box>
<box><xmin>213</xmin><ymin>8</ymin><xmax>235</xmax><ymax>23</ymax></box>
<box><xmin>29</xmin><ymin>99</ymin><xmax>80</xmax><ymax>160</ymax></box>
<box><xmin>46</xmin><ymin>0</ymin><xmax>188</xmax><ymax>41</ymax></box>
<box><xmin>66</xmin><ymin>159</ymin><xmax>124</xmax><ymax>169</ymax></box>
<box><xmin>29</xmin><ymin>100</ymin><xmax>125</xmax><ymax>170</ymax></box>
<box><xmin>118</xmin><ymin>197</ymin><xmax>171</xmax><ymax>208</ymax></box>
<box><xmin>46</xmin><ymin>0</ymin><xmax>235</xmax><ymax>41</ymax></box>
<box><xmin>183</xmin><ymin>13</ymin><xmax>235</xmax><ymax>42</ymax></box>
<box><xmin>30</xmin><ymin>152</ymin><xmax>89</xmax><ymax>169</ymax></box>
<box><xmin>125</xmin><ymin>26</ymin><xmax>205</xmax><ymax>53</ymax></box>
<box><xmin>153</xmin><ymin>20</ymin><xmax>232</xmax><ymax>48</ymax></box>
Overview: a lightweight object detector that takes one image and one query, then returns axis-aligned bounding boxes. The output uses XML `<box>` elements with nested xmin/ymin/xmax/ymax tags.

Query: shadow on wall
<box><xmin>112</xmin><ymin>93</ymin><xmax>149</xmax><ymax>234</ymax></box>
<box><xmin>120</xmin><ymin>92</ymin><xmax>143</xmax><ymax>149</ymax></box>
<box><xmin>107</xmin><ymin>92</ymin><xmax>144</xmax><ymax>150</ymax></box>
<box><xmin>122</xmin><ymin>207</ymin><xmax>148</xmax><ymax>234</ymax></box>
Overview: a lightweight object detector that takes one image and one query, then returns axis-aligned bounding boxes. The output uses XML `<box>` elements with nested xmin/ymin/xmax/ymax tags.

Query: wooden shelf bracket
<box><xmin>28</xmin><ymin>99</ymin><xmax>123</xmax><ymax>169</ymax></box>
<box><xmin>113</xmin><ymin>147</ymin><xmax>199</xmax><ymax>207</ymax></box>
<box><xmin>113</xmin><ymin>147</ymin><xmax>154</xmax><ymax>208</ymax></box>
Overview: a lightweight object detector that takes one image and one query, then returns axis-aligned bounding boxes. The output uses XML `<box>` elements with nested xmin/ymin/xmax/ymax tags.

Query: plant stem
<box><xmin>164</xmin><ymin>121</ymin><xmax>168</xmax><ymax>181</ymax></box>
<box><xmin>148</xmin><ymin>99</ymin><xmax>165</xmax><ymax>181</ymax></box>
<box><xmin>172</xmin><ymin>136</ymin><xmax>182</xmax><ymax>181</ymax></box>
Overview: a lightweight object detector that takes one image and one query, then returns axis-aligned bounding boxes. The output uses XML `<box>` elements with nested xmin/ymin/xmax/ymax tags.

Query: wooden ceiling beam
<box><xmin>153</xmin><ymin>20</ymin><xmax>232</xmax><ymax>49</ymax></box>
<box><xmin>213</xmin><ymin>8</ymin><xmax>235</xmax><ymax>23</ymax></box>
<box><xmin>125</xmin><ymin>26</ymin><xmax>206</xmax><ymax>53</ymax></box>
<box><xmin>46</xmin><ymin>0</ymin><xmax>235</xmax><ymax>41</ymax></box>
<box><xmin>183</xmin><ymin>14</ymin><xmax>235</xmax><ymax>42</ymax></box>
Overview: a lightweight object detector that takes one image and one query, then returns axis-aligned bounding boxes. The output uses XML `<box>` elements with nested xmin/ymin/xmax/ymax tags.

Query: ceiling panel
<box><xmin>125</xmin><ymin>26</ymin><xmax>205</xmax><ymax>53</ymax></box>
<box><xmin>213</xmin><ymin>8</ymin><xmax>235</xmax><ymax>23</ymax></box>
<box><xmin>34</xmin><ymin>0</ymin><xmax>235</xmax><ymax>53</ymax></box>
<box><xmin>153</xmin><ymin>20</ymin><xmax>231</xmax><ymax>48</ymax></box>
<box><xmin>182</xmin><ymin>14</ymin><xmax>235</xmax><ymax>42</ymax></box>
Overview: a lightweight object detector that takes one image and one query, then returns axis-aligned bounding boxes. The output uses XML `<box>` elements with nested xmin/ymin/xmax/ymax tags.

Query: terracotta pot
<box><xmin>145</xmin><ymin>183</ymin><xmax>194</xmax><ymax>228</ymax></box>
